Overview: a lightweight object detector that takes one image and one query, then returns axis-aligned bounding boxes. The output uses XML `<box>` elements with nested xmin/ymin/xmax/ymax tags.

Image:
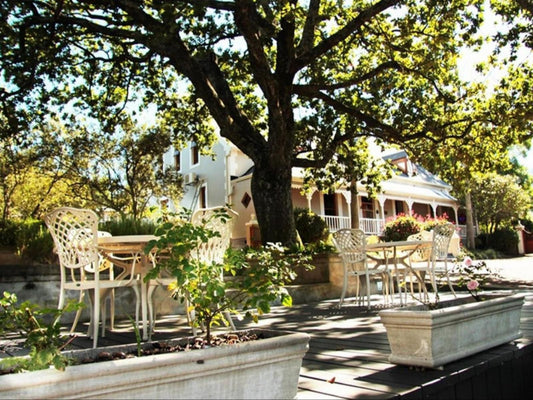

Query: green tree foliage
<box><xmin>303</xmin><ymin>137</ymin><xmax>393</xmax><ymax>228</ymax></box>
<box><xmin>1</xmin><ymin>1</ymin><xmax>530</xmax><ymax>245</ymax></box>
<box><xmin>470</xmin><ymin>172</ymin><xmax>531</xmax><ymax>233</ymax></box>
<box><xmin>293</xmin><ymin>207</ymin><xmax>329</xmax><ymax>244</ymax></box>
<box><xmin>65</xmin><ymin>116</ymin><xmax>182</xmax><ymax>220</ymax></box>
<box><xmin>0</xmin><ymin>116</ymin><xmax>181</xmax><ymax>222</ymax></box>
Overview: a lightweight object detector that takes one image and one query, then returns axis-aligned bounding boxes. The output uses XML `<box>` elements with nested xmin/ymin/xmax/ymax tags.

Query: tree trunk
<box><xmin>465</xmin><ymin>190</ymin><xmax>476</xmax><ymax>249</ymax></box>
<box><xmin>251</xmin><ymin>160</ymin><xmax>296</xmax><ymax>246</ymax></box>
<box><xmin>350</xmin><ymin>182</ymin><xmax>360</xmax><ymax>229</ymax></box>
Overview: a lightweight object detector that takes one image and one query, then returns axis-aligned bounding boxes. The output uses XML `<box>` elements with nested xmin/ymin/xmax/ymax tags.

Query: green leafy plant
<box><xmin>294</xmin><ymin>208</ymin><xmax>330</xmax><ymax>244</ymax></box>
<box><xmin>382</xmin><ymin>213</ymin><xmax>422</xmax><ymax>241</ymax></box>
<box><xmin>99</xmin><ymin>217</ymin><xmax>156</xmax><ymax>236</ymax></box>
<box><xmin>421</xmin><ymin>214</ymin><xmax>452</xmax><ymax>232</ymax></box>
<box><xmin>0</xmin><ymin>292</ymin><xmax>81</xmax><ymax>373</ymax></box>
<box><xmin>145</xmin><ymin>209</ymin><xmax>313</xmax><ymax>342</ymax></box>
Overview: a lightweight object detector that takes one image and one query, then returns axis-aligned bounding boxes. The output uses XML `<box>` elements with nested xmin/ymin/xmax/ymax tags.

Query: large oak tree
<box><xmin>1</xmin><ymin>1</ymin><xmax>530</xmax><ymax>245</ymax></box>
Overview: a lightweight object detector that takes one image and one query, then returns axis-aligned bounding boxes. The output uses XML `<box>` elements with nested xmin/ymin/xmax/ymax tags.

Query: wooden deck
<box><xmin>2</xmin><ymin>290</ymin><xmax>533</xmax><ymax>398</ymax></box>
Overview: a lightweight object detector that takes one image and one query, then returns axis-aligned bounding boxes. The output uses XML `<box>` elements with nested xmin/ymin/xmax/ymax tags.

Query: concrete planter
<box><xmin>379</xmin><ymin>293</ymin><xmax>524</xmax><ymax>369</ymax></box>
<box><xmin>0</xmin><ymin>329</ymin><xmax>309</xmax><ymax>399</ymax></box>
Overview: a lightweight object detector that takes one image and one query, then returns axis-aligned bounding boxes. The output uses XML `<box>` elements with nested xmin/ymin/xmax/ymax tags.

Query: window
<box><xmin>395</xmin><ymin>200</ymin><xmax>404</xmax><ymax>214</ymax></box>
<box><xmin>241</xmin><ymin>192</ymin><xmax>252</xmax><ymax>208</ymax></box>
<box><xmin>191</xmin><ymin>143</ymin><xmax>199</xmax><ymax>165</ymax></box>
<box><xmin>174</xmin><ymin>151</ymin><xmax>181</xmax><ymax>171</ymax></box>
<box><xmin>323</xmin><ymin>193</ymin><xmax>336</xmax><ymax>216</ymax></box>
<box><xmin>361</xmin><ymin>197</ymin><xmax>374</xmax><ymax>219</ymax></box>
<box><xmin>199</xmin><ymin>186</ymin><xmax>207</xmax><ymax>209</ymax></box>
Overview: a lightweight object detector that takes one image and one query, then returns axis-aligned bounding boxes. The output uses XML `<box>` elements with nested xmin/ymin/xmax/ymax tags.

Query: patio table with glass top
<box><xmin>365</xmin><ymin>240</ymin><xmax>433</xmax><ymax>305</ymax></box>
<box><xmin>97</xmin><ymin>234</ymin><xmax>158</xmax><ymax>340</ymax></box>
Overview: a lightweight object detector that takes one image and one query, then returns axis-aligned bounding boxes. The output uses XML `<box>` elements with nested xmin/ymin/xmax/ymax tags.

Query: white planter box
<box><xmin>379</xmin><ymin>293</ymin><xmax>524</xmax><ymax>369</ymax></box>
<box><xmin>0</xmin><ymin>329</ymin><xmax>309</xmax><ymax>399</ymax></box>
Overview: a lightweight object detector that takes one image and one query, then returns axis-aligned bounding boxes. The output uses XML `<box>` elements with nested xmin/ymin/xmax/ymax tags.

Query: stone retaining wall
<box><xmin>0</xmin><ymin>252</ymin><xmax>383</xmax><ymax>324</ymax></box>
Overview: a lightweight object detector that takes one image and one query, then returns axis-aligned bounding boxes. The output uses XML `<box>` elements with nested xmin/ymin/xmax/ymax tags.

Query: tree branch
<box><xmin>293</xmin><ymin>0</ymin><xmax>402</xmax><ymax>72</ymax></box>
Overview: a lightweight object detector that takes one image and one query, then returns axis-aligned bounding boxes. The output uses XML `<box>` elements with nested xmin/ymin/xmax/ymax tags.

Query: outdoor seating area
<box><xmin>42</xmin><ymin>206</ymin><xmax>238</xmax><ymax>348</ymax></box>
<box><xmin>332</xmin><ymin>223</ymin><xmax>457</xmax><ymax>310</ymax></box>
<box><xmin>42</xmin><ymin>205</ymin><xmax>464</xmax><ymax>349</ymax></box>
<box><xmin>2</xmin><ymin>206</ymin><xmax>533</xmax><ymax>399</ymax></box>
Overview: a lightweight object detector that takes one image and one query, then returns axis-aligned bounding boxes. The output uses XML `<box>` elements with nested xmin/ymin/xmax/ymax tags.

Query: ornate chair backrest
<box><xmin>191</xmin><ymin>207</ymin><xmax>238</xmax><ymax>264</ymax></box>
<box><xmin>332</xmin><ymin>229</ymin><xmax>367</xmax><ymax>268</ymax></box>
<box><xmin>432</xmin><ymin>223</ymin><xmax>456</xmax><ymax>260</ymax></box>
<box><xmin>44</xmin><ymin>207</ymin><xmax>100</xmax><ymax>272</ymax></box>
<box><xmin>407</xmin><ymin>231</ymin><xmax>432</xmax><ymax>262</ymax></box>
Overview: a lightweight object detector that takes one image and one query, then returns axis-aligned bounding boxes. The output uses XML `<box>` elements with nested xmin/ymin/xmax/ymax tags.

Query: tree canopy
<box><xmin>1</xmin><ymin>1</ymin><xmax>531</xmax><ymax>245</ymax></box>
<box><xmin>470</xmin><ymin>172</ymin><xmax>531</xmax><ymax>233</ymax></box>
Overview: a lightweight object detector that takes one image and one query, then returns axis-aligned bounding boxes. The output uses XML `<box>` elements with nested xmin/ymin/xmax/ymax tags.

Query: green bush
<box><xmin>0</xmin><ymin>216</ymin><xmax>156</xmax><ymax>264</ymax></box>
<box><xmin>382</xmin><ymin>214</ymin><xmax>421</xmax><ymax>241</ymax></box>
<box><xmin>294</xmin><ymin>208</ymin><xmax>329</xmax><ymax>244</ymax></box>
<box><xmin>468</xmin><ymin>248</ymin><xmax>505</xmax><ymax>260</ymax></box>
<box><xmin>421</xmin><ymin>214</ymin><xmax>452</xmax><ymax>232</ymax></box>
<box><xmin>0</xmin><ymin>219</ymin><xmax>54</xmax><ymax>263</ymax></box>
<box><xmin>0</xmin><ymin>219</ymin><xmax>19</xmax><ymax>247</ymax></box>
<box><xmin>19</xmin><ymin>223</ymin><xmax>55</xmax><ymax>263</ymax></box>
<box><xmin>478</xmin><ymin>227</ymin><xmax>519</xmax><ymax>255</ymax></box>
<box><xmin>99</xmin><ymin>217</ymin><xmax>156</xmax><ymax>236</ymax></box>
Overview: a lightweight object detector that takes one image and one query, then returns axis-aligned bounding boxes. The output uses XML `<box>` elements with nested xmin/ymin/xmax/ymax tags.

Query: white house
<box><xmin>163</xmin><ymin>138</ymin><xmax>462</xmax><ymax>247</ymax></box>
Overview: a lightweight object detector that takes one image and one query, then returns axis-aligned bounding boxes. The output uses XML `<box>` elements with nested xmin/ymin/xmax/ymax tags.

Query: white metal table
<box><xmin>366</xmin><ymin>240</ymin><xmax>433</xmax><ymax>305</ymax></box>
<box><xmin>98</xmin><ymin>234</ymin><xmax>157</xmax><ymax>340</ymax></box>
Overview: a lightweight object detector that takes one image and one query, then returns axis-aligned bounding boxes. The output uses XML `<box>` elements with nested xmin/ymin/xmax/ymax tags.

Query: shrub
<box><xmin>421</xmin><ymin>214</ymin><xmax>451</xmax><ymax>232</ymax></box>
<box><xmin>490</xmin><ymin>227</ymin><xmax>519</xmax><ymax>254</ymax></box>
<box><xmin>99</xmin><ymin>217</ymin><xmax>156</xmax><ymax>236</ymax></box>
<box><xmin>382</xmin><ymin>213</ymin><xmax>421</xmax><ymax>241</ymax></box>
<box><xmin>0</xmin><ymin>220</ymin><xmax>19</xmax><ymax>247</ymax></box>
<box><xmin>0</xmin><ymin>219</ymin><xmax>54</xmax><ymax>263</ymax></box>
<box><xmin>145</xmin><ymin>208</ymin><xmax>313</xmax><ymax>341</ymax></box>
<box><xmin>294</xmin><ymin>208</ymin><xmax>329</xmax><ymax>244</ymax></box>
<box><xmin>20</xmin><ymin>224</ymin><xmax>55</xmax><ymax>263</ymax></box>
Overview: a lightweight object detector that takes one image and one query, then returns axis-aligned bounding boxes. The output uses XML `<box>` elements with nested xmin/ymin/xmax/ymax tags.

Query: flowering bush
<box><xmin>382</xmin><ymin>213</ymin><xmax>422</xmax><ymax>241</ymax></box>
<box><xmin>452</xmin><ymin>256</ymin><xmax>496</xmax><ymax>301</ymax></box>
<box><xmin>421</xmin><ymin>213</ymin><xmax>451</xmax><ymax>232</ymax></box>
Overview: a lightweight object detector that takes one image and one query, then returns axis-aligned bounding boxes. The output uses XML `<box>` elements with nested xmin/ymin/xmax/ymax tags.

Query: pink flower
<box><xmin>467</xmin><ymin>280</ymin><xmax>479</xmax><ymax>291</ymax></box>
<box><xmin>463</xmin><ymin>257</ymin><xmax>473</xmax><ymax>267</ymax></box>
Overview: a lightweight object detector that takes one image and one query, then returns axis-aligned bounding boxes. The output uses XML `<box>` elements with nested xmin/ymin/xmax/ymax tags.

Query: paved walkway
<box><xmin>482</xmin><ymin>254</ymin><xmax>533</xmax><ymax>281</ymax></box>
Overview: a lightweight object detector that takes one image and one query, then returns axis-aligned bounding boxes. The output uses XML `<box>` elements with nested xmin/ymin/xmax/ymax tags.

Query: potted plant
<box><xmin>379</xmin><ymin>257</ymin><xmax>525</xmax><ymax>369</ymax></box>
<box><xmin>0</xmin><ymin>209</ymin><xmax>311</xmax><ymax>399</ymax></box>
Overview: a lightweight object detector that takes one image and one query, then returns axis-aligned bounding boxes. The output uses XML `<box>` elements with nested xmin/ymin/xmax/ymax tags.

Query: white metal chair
<box><xmin>150</xmin><ymin>206</ymin><xmax>238</xmax><ymax>335</ymax></box>
<box><xmin>69</xmin><ymin>231</ymin><xmax>116</xmax><ymax>336</ymax></box>
<box><xmin>403</xmin><ymin>230</ymin><xmax>433</xmax><ymax>301</ymax></box>
<box><xmin>430</xmin><ymin>222</ymin><xmax>457</xmax><ymax>296</ymax></box>
<box><xmin>332</xmin><ymin>229</ymin><xmax>390</xmax><ymax>309</ymax></box>
<box><xmin>44</xmin><ymin>207</ymin><xmax>137</xmax><ymax>348</ymax></box>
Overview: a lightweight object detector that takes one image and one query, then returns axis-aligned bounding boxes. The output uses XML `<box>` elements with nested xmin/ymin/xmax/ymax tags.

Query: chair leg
<box><xmin>445</xmin><ymin>259</ymin><xmax>457</xmax><ymax>297</ymax></box>
<box><xmin>225</xmin><ymin>311</ymin><xmax>236</xmax><ymax>331</ymax></box>
<box><xmin>101</xmin><ymin>294</ymin><xmax>107</xmax><ymax>337</ymax></box>
<box><xmin>70</xmin><ymin>290</ymin><xmax>85</xmax><ymax>334</ymax></box>
<box><xmin>92</xmin><ymin>288</ymin><xmax>100</xmax><ymax>349</ymax></box>
<box><xmin>187</xmin><ymin>300</ymin><xmax>198</xmax><ymax>337</ymax></box>
<box><xmin>338</xmin><ymin>263</ymin><xmax>348</xmax><ymax>307</ymax></box>
<box><xmin>355</xmin><ymin>276</ymin><xmax>361</xmax><ymax>305</ymax></box>
<box><xmin>110</xmin><ymin>288</ymin><xmax>115</xmax><ymax>331</ymax></box>
<box><xmin>365</xmin><ymin>273</ymin><xmax>371</xmax><ymax>310</ymax></box>
<box><xmin>147</xmin><ymin>284</ymin><xmax>157</xmax><ymax>339</ymax></box>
